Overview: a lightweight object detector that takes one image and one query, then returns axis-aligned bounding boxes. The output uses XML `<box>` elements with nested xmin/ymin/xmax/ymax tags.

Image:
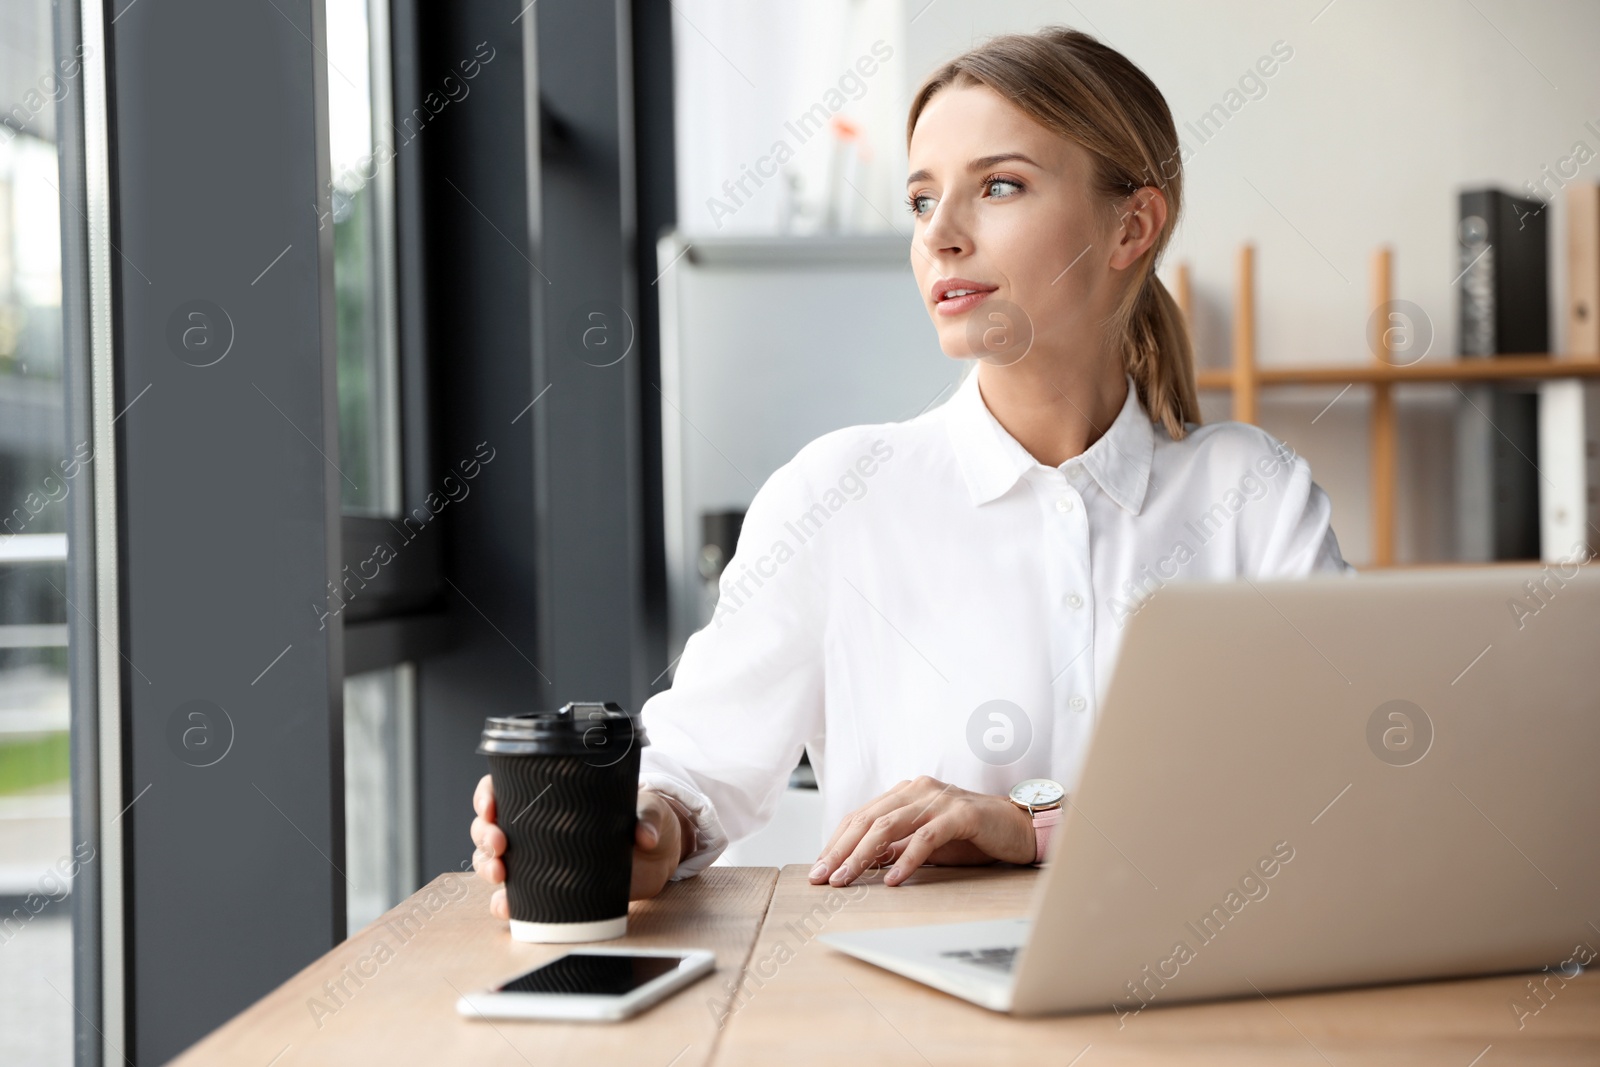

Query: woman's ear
<box><xmin>1108</xmin><ymin>186</ymin><xmax>1168</xmax><ymax>271</ymax></box>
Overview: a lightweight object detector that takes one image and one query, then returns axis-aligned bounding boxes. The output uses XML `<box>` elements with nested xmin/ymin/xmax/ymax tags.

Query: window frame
<box><xmin>339</xmin><ymin>0</ymin><xmax>453</xmax><ymax>672</ymax></box>
<box><xmin>54</xmin><ymin>0</ymin><xmax>114</xmax><ymax>1061</ymax></box>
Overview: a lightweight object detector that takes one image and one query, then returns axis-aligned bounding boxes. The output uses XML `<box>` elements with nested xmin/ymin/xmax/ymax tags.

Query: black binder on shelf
<box><xmin>1455</xmin><ymin>188</ymin><xmax>1547</xmax><ymax>561</ymax></box>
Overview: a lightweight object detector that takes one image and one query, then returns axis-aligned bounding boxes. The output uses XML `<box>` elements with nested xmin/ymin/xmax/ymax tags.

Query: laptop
<box><xmin>820</xmin><ymin>566</ymin><xmax>1600</xmax><ymax>1016</ymax></box>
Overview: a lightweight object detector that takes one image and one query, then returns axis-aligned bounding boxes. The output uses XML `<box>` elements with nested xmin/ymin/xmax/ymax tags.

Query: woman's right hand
<box><xmin>471</xmin><ymin>775</ymin><xmax>690</xmax><ymax>916</ymax></box>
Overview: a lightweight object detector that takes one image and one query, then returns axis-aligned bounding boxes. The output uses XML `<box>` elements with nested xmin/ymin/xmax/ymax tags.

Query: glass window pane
<box><xmin>327</xmin><ymin>0</ymin><xmax>400</xmax><ymax>516</ymax></box>
<box><xmin>0</xmin><ymin>0</ymin><xmax>78</xmax><ymax>1061</ymax></box>
<box><xmin>343</xmin><ymin>663</ymin><xmax>417</xmax><ymax>933</ymax></box>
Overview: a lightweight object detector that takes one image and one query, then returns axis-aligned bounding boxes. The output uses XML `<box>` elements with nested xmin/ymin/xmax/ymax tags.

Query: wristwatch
<box><xmin>1008</xmin><ymin>778</ymin><xmax>1066</xmax><ymax>866</ymax></box>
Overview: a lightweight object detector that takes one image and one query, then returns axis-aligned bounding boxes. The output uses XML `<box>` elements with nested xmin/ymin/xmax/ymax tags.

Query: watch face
<box><xmin>1010</xmin><ymin>778</ymin><xmax>1065</xmax><ymax>807</ymax></box>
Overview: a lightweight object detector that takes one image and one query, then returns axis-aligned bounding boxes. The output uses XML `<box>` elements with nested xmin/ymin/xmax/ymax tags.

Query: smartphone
<box><xmin>455</xmin><ymin>948</ymin><xmax>716</xmax><ymax>1022</ymax></box>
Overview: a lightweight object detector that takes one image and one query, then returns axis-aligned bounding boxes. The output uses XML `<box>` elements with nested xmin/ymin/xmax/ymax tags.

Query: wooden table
<box><xmin>174</xmin><ymin>865</ymin><xmax>1600</xmax><ymax>1065</ymax></box>
<box><xmin>171</xmin><ymin>867</ymin><xmax>777</xmax><ymax>1067</ymax></box>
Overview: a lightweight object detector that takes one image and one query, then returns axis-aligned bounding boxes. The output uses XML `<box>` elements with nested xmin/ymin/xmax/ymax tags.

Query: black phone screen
<box><xmin>495</xmin><ymin>953</ymin><xmax>686</xmax><ymax>997</ymax></box>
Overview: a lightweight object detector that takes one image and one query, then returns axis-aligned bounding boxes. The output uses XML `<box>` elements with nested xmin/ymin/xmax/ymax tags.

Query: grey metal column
<box><xmin>631</xmin><ymin>0</ymin><xmax>677</xmax><ymax>700</ymax></box>
<box><xmin>414</xmin><ymin>0</ymin><xmax>647</xmax><ymax>879</ymax></box>
<box><xmin>411</xmin><ymin>1</ymin><xmax>543</xmax><ymax>883</ymax></box>
<box><xmin>106</xmin><ymin>1</ymin><xmax>345</xmax><ymax>1061</ymax></box>
<box><xmin>528</xmin><ymin>0</ymin><xmax>646</xmax><ymax>708</ymax></box>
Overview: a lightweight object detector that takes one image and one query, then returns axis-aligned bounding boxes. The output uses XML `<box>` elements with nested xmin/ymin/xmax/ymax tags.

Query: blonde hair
<box><xmin>907</xmin><ymin>27</ymin><xmax>1200</xmax><ymax>439</ymax></box>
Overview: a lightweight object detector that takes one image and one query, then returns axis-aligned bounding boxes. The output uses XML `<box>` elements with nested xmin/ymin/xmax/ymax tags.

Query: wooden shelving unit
<box><xmin>1174</xmin><ymin>246</ymin><xmax>1600</xmax><ymax>566</ymax></box>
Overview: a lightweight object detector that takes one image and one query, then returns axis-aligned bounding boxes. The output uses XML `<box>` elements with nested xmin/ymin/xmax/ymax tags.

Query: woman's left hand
<box><xmin>809</xmin><ymin>776</ymin><xmax>1037</xmax><ymax>888</ymax></box>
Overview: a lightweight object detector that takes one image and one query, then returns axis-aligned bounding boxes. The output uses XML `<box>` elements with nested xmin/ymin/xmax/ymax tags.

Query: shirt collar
<box><xmin>940</xmin><ymin>366</ymin><xmax>1154</xmax><ymax>514</ymax></box>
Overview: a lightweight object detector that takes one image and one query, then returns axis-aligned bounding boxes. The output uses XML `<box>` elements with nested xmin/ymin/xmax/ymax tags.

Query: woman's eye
<box><xmin>907</xmin><ymin>194</ymin><xmax>934</xmax><ymax>217</ymax></box>
<box><xmin>985</xmin><ymin>178</ymin><xmax>1023</xmax><ymax>199</ymax></box>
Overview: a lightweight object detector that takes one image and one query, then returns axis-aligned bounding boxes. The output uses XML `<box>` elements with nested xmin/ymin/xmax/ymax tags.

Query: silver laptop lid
<box><xmin>1012</xmin><ymin>567</ymin><xmax>1600</xmax><ymax>1017</ymax></box>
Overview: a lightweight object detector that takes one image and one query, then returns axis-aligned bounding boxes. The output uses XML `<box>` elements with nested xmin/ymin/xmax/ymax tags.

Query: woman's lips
<box><xmin>934</xmin><ymin>289</ymin><xmax>995</xmax><ymax>316</ymax></box>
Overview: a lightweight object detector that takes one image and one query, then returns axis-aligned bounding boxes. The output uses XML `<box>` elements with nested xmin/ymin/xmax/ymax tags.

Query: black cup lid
<box><xmin>477</xmin><ymin>701</ymin><xmax>648</xmax><ymax>758</ymax></box>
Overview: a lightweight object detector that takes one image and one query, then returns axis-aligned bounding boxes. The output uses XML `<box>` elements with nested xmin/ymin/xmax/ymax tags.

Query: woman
<box><xmin>471</xmin><ymin>27</ymin><xmax>1351</xmax><ymax>912</ymax></box>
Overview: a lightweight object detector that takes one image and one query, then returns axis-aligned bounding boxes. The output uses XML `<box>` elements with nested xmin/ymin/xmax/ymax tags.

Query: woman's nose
<box><xmin>920</xmin><ymin>203</ymin><xmax>970</xmax><ymax>258</ymax></box>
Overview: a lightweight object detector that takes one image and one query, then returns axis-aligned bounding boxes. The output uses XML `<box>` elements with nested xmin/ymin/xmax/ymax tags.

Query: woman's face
<box><xmin>906</xmin><ymin>83</ymin><xmax>1146</xmax><ymax>367</ymax></box>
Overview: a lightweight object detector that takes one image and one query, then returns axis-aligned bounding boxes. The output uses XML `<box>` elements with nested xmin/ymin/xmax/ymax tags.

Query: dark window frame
<box><xmin>339</xmin><ymin>0</ymin><xmax>455</xmax><ymax>675</ymax></box>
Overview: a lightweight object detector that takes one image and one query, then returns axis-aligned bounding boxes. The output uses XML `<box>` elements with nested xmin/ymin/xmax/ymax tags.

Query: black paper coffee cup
<box><xmin>478</xmin><ymin>701</ymin><xmax>648</xmax><ymax>943</ymax></box>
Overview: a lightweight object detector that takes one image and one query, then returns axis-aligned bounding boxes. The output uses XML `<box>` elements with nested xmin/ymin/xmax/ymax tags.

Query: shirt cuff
<box><xmin>639</xmin><ymin>771</ymin><xmax>730</xmax><ymax>879</ymax></box>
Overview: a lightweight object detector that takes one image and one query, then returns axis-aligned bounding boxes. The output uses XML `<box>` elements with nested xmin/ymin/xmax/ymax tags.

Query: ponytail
<box><xmin>1120</xmin><ymin>274</ymin><xmax>1199</xmax><ymax>440</ymax></box>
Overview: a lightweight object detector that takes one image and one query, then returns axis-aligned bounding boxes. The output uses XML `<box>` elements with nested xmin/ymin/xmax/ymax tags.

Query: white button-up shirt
<box><xmin>639</xmin><ymin>366</ymin><xmax>1353</xmax><ymax>876</ymax></box>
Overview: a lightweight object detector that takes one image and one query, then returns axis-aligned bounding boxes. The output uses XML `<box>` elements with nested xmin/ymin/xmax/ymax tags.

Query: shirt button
<box><xmin>1055</xmin><ymin>497</ymin><xmax>1074</xmax><ymax>513</ymax></box>
<box><xmin>1067</xmin><ymin>593</ymin><xmax>1083</xmax><ymax>609</ymax></box>
<box><xmin>1070</xmin><ymin>696</ymin><xmax>1087</xmax><ymax>711</ymax></box>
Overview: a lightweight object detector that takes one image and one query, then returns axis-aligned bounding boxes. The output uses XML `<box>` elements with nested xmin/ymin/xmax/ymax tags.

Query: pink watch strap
<box><xmin>1032</xmin><ymin>806</ymin><xmax>1064</xmax><ymax>865</ymax></box>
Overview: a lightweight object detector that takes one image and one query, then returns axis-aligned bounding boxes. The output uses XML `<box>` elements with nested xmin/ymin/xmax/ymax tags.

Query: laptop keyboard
<box><xmin>939</xmin><ymin>946</ymin><xmax>1019</xmax><ymax>973</ymax></box>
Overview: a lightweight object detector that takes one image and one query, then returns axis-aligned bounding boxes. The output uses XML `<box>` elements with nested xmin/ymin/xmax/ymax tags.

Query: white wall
<box><xmin>672</xmin><ymin>0</ymin><xmax>910</xmax><ymax>235</ymax></box>
<box><xmin>673</xmin><ymin>0</ymin><xmax>1600</xmax><ymax>563</ymax></box>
